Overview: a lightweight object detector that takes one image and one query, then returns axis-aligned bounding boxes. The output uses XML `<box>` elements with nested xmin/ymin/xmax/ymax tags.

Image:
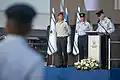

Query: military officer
<box><xmin>76</xmin><ymin>13</ymin><xmax>93</xmax><ymax>60</ymax></box>
<box><xmin>56</xmin><ymin>12</ymin><xmax>71</xmax><ymax>67</ymax></box>
<box><xmin>0</xmin><ymin>4</ymin><xmax>44</xmax><ymax>80</ymax></box>
<box><xmin>96</xmin><ymin>9</ymin><xmax>115</xmax><ymax>34</ymax></box>
<box><xmin>96</xmin><ymin>9</ymin><xmax>115</xmax><ymax>69</ymax></box>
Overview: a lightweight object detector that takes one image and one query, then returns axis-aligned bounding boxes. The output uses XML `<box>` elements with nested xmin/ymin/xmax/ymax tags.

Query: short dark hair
<box><xmin>5</xmin><ymin>3</ymin><xmax>36</xmax><ymax>35</ymax></box>
<box><xmin>5</xmin><ymin>3</ymin><xmax>36</xmax><ymax>24</ymax></box>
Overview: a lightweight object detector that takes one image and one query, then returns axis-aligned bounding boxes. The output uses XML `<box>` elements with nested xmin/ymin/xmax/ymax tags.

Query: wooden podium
<box><xmin>86</xmin><ymin>31</ymin><xmax>109</xmax><ymax>68</ymax></box>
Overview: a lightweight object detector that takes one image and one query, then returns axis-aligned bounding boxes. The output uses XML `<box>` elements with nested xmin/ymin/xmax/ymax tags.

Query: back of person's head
<box><xmin>5</xmin><ymin>3</ymin><xmax>36</xmax><ymax>36</ymax></box>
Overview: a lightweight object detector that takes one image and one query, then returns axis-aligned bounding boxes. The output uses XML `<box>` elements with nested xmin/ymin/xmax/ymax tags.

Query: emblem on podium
<box><xmin>91</xmin><ymin>41</ymin><xmax>97</xmax><ymax>48</ymax></box>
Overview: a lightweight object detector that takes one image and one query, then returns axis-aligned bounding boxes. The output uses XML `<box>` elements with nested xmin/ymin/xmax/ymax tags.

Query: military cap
<box><xmin>79</xmin><ymin>13</ymin><xmax>85</xmax><ymax>17</ymax></box>
<box><xmin>57</xmin><ymin>12</ymin><xmax>64</xmax><ymax>16</ymax></box>
<box><xmin>5</xmin><ymin>3</ymin><xmax>36</xmax><ymax>23</ymax></box>
<box><xmin>96</xmin><ymin>9</ymin><xmax>104</xmax><ymax>17</ymax></box>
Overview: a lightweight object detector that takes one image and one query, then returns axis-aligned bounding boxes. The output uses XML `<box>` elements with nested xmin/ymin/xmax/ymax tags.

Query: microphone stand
<box><xmin>98</xmin><ymin>22</ymin><xmax>110</xmax><ymax>69</ymax></box>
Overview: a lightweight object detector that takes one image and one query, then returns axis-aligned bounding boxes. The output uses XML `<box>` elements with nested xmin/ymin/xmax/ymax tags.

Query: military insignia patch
<box><xmin>91</xmin><ymin>41</ymin><xmax>97</xmax><ymax>48</ymax></box>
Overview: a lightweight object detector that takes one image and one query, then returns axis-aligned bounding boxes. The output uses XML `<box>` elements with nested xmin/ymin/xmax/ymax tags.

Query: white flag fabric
<box><xmin>64</xmin><ymin>8</ymin><xmax>71</xmax><ymax>53</ymax></box>
<box><xmin>73</xmin><ymin>6</ymin><xmax>81</xmax><ymax>55</ymax></box>
<box><xmin>47</xmin><ymin>8</ymin><xmax>57</xmax><ymax>55</ymax></box>
<box><xmin>84</xmin><ymin>0</ymin><xmax>100</xmax><ymax>11</ymax></box>
<box><xmin>60</xmin><ymin>0</ymin><xmax>64</xmax><ymax>12</ymax></box>
<box><xmin>67</xmin><ymin>36</ymin><xmax>71</xmax><ymax>53</ymax></box>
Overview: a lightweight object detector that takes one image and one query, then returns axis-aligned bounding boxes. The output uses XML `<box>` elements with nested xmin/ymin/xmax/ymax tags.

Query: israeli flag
<box><xmin>64</xmin><ymin>8</ymin><xmax>71</xmax><ymax>53</ymax></box>
<box><xmin>64</xmin><ymin>8</ymin><xmax>68</xmax><ymax>22</ymax></box>
<box><xmin>73</xmin><ymin>6</ymin><xmax>81</xmax><ymax>55</ymax></box>
<box><xmin>47</xmin><ymin>8</ymin><xmax>57</xmax><ymax>55</ymax></box>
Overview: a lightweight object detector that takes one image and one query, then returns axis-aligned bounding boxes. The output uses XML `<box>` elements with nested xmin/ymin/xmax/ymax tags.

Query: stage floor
<box><xmin>44</xmin><ymin>67</ymin><xmax>120</xmax><ymax>80</ymax></box>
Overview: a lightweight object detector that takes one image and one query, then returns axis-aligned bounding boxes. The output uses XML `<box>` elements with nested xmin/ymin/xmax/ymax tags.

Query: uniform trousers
<box><xmin>78</xmin><ymin>35</ymin><xmax>88</xmax><ymax>60</ymax></box>
<box><xmin>57</xmin><ymin>36</ymin><xmax>68</xmax><ymax>67</ymax></box>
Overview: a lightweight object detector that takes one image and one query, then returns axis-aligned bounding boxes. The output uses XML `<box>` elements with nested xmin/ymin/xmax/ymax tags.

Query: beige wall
<box><xmin>50</xmin><ymin>0</ymin><xmax>60</xmax><ymax>17</ymax></box>
<box><xmin>90</xmin><ymin>0</ymin><xmax>120</xmax><ymax>24</ymax></box>
<box><xmin>50</xmin><ymin>0</ymin><xmax>120</xmax><ymax>25</ymax></box>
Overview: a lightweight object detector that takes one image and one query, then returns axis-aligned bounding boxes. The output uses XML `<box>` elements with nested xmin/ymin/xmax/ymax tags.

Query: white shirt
<box><xmin>96</xmin><ymin>17</ymin><xmax>115</xmax><ymax>34</ymax></box>
<box><xmin>0</xmin><ymin>34</ymin><xmax>44</xmax><ymax>80</ymax></box>
<box><xmin>76</xmin><ymin>21</ymin><xmax>93</xmax><ymax>36</ymax></box>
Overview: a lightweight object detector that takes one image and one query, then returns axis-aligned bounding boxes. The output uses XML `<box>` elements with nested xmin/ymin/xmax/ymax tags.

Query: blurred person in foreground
<box><xmin>0</xmin><ymin>3</ymin><xmax>44</xmax><ymax>80</ymax></box>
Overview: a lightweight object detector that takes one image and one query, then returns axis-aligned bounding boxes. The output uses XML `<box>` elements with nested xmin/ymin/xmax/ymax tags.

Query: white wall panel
<box><xmin>33</xmin><ymin>13</ymin><xmax>50</xmax><ymax>30</ymax></box>
<box><xmin>0</xmin><ymin>0</ymin><xmax>50</xmax><ymax>30</ymax></box>
<box><xmin>0</xmin><ymin>0</ymin><xmax>50</xmax><ymax>13</ymax></box>
<box><xmin>114</xmin><ymin>0</ymin><xmax>120</xmax><ymax>10</ymax></box>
